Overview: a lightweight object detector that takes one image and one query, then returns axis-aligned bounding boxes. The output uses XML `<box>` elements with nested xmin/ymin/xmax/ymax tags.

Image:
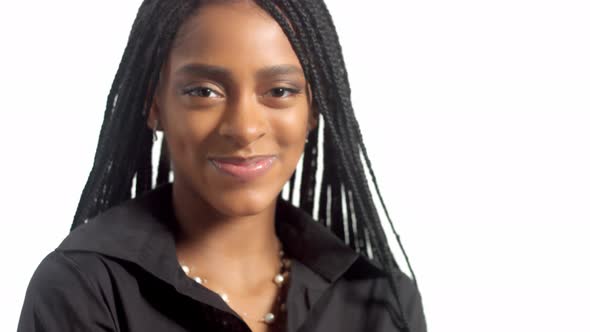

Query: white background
<box><xmin>1</xmin><ymin>1</ymin><xmax>589</xmax><ymax>331</ymax></box>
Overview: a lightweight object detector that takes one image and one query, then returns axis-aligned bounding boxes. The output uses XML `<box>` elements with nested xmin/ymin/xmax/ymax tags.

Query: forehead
<box><xmin>168</xmin><ymin>1</ymin><xmax>301</xmax><ymax>70</ymax></box>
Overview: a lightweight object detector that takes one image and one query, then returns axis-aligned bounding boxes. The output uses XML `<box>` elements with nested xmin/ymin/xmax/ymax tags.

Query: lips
<box><xmin>208</xmin><ymin>155</ymin><xmax>277</xmax><ymax>181</ymax></box>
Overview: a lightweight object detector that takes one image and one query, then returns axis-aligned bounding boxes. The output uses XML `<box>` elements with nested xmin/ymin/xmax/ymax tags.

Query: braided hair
<box><xmin>71</xmin><ymin>1</ymin><xmax>418</xmax><ymax>330</ymax></box>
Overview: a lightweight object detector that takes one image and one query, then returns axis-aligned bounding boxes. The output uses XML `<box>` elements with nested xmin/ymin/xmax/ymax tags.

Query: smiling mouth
<box><xmin>208</xmin><ymin>155</ymin><xmax>277</xmax><ymax>181</ymax></box>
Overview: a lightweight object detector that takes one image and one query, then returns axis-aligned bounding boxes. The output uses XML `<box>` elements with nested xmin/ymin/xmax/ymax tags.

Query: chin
<box><xmin>208</xmin><ymin>189</ymin><xmax>278</xmax><ymax>218</ymax></box>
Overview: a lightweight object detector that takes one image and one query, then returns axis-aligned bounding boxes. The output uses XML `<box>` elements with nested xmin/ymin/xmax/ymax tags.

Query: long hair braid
<box><xmin>256</xmin><ymin>1</ymin><xmax>415</xmax><ymax>330</ymax></box>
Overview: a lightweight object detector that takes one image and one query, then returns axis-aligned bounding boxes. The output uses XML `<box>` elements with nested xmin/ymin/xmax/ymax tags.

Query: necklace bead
<box><xmin>273</xmin><ymin>274</ymin><xmax>285</xmax><ymax>285</ymax></box>
<box><xmin>262</xmin><ymin>313</ymin><xmax>275</xmax><ymax>324</ymax></box>
<box><xmin>181</xmin><ymin>265</ymin><xmax>190</xmax><ymax>274</ymax></box>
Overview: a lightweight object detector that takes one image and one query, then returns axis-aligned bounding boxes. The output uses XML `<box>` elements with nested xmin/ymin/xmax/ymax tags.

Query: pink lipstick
<box><xmin>209</xmin><ymin>155</ymin><xmax>276</xmax><ymax>181</ymax></box>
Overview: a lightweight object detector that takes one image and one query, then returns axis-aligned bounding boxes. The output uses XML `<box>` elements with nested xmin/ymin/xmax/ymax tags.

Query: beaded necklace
<box><xmin>180</xmin><ymin>249</ymin><xmax>290</xmax><ymax>325</ymax></box>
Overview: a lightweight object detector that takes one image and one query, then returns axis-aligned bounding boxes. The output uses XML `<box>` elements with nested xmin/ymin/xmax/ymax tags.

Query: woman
<box><xmin>18</xmin><ymin>0</ymin><xmax>426</xmax><ymax>331</ymax></box>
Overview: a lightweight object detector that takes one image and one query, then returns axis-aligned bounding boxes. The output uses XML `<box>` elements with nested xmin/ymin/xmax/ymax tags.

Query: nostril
<box><xmin>218</xmin><ymin>118</ymin><xmax>266</xmax><ymax>146</ymax></box>
<box><xmin>218</xmin><ymin>124</ymin><xmax>266</xmax><ymax>147</ymax></box>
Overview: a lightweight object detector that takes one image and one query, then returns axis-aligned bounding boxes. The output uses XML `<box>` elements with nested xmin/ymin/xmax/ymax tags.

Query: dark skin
<box><xmin>148</xmin><ymin>2</ymin><xmax>316</xmax><ymax>331</ymax></box>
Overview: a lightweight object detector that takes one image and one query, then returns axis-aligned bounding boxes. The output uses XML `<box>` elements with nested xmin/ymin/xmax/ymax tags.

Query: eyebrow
<box><xmin>256</xmin><ymin>64</ymin><xmax>304</xmax><ymax>80</ymax></box>
<box><xmin>175</xmin><ymin>63</ymin><xmax>305</xmax><ymax>82</ymax></box>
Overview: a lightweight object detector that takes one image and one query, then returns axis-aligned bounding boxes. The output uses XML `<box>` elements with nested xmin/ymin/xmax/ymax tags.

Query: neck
<box><xmin>171</xmin><ymin>182</ymin><xmax>281</xmax><ymax>282</ymax></box>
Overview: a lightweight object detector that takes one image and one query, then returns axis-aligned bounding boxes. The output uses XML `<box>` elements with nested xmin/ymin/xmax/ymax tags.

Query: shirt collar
<box><xmin>58</xmin><ymin>183</ymin><xmax>364</xmax><ymax>285</ymax></box>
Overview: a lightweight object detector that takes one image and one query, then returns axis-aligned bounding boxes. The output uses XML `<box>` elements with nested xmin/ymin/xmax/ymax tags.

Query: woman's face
<box><xmin>150</xmin><ymin>1</ymin><xmax>315</xmax><ymax>217</ymax></box>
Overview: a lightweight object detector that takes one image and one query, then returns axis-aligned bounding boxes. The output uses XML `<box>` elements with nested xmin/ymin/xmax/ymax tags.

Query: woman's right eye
<box><xmin>183</xmin><ymin>87</ymin><xmax>222</xmax><ymax>98</ymax></box>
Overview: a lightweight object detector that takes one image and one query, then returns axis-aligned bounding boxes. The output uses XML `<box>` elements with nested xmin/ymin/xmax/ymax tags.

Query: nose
<box><xmin>218</xmin><ymin>94</ymin><xmax>267</xmax><ymax>147</ymax></box>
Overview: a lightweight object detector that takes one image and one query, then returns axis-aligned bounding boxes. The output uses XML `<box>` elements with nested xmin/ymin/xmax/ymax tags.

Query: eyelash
<box><xmin>182</xmin><ymin>87</ymin><xmax>222</xmax><ymax>98</ymax></box>
<box><xmin>267</xmin><ymin>87</ymin><xmax>302</xmax><ymax>98</ymax></box>
<box><xmin>182</xmin><ymin>87</ymin><xmax>302</xmax><ymax>98</ymax></box>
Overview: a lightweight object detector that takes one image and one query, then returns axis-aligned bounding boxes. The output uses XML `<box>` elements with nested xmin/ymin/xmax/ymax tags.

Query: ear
<box><xmin>147</xmin><ymin>94</ymin><xmax>160</xmax><ymax>131</ymax></box>
<box><xmin>306</xmin><ymin>84</ymin><xmax>318</xmax><ymax>131</ymax></box>
<box><xmin>308</xmin><ymin>105</ymin><xmax>318</xmax><ymax>132</ymax></box>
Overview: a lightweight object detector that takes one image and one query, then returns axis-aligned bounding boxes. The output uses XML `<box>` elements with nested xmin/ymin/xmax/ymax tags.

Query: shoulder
<box><xmin>18</xmin><ymin>250</ymin><xmax>116</xmax><ymax>331</ymax></box>
<box><xmin>21</xmin><ymin>250</ymin><xmax>114</xmax><ymax>306</ymax></box>
<box><xmin>342</xmin><ymin>258</ymin><xmax>428</xmax><ymax>332</ymax></box>
<box><xmin>27</xmin><ymin>250</ymin><xmax>112</xmax><ymax>293</ymax></box>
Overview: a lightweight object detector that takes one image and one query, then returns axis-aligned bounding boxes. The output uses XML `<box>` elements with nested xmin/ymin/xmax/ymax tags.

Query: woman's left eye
<box><xmin>268</xmin><ymin>87</ymin><xmax>301</xmax><ymax>98</ymax></box>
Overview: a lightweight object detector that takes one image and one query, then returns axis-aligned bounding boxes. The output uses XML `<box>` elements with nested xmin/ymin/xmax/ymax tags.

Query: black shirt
<box><xmin>17</xmin><ymin>184</ymin><xmax>427</xmax><ymax>332</ymax></box>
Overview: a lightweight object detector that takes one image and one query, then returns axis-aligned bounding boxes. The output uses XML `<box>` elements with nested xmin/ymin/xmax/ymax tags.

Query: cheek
<box><xmin>161</xmin><ymin>106</ymin><xmax>222</xmax><ymax>173</ymax></box>
<box><xmin>271</xmin><ymin>107</ymin><xmax>309</xmax><ymax>150</ymax></box>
